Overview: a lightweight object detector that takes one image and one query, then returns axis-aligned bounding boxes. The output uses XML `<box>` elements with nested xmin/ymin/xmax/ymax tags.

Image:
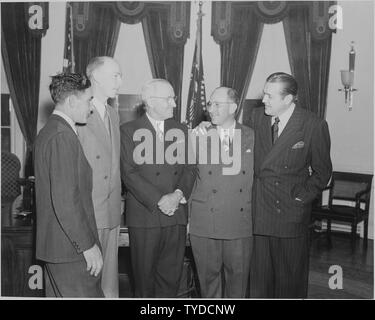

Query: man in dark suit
<box><xmin>120</xmin><ymin>79</ymin><xmax>197</xmax><ymax>297</ymax></box>
<box><xmin>34</xmin><ymin>73</ymin><xmax>104</xmax><ymax>297</ymax></box>
<box><xmin>249</xmin><ymin>72</ymin><xmax>332</xmax><ymax>298</ymax></box>
<box><xmin>189</xmin><ymin>87</ymin><xmax>254</xmax><ymax>298</ymax></box>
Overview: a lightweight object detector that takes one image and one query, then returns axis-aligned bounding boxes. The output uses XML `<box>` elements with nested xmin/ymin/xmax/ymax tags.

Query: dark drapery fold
<box><xmin>142</xmin><ymin>8</ymin><xmax>185</xmax><ymax>122</ymax></box>
<box><xmin>219</xmin><ymin>6</ymin><xmax>263</xmax><ymax>119</ymax></box>
<box><xmin>309</xmin><ymin>36</ymin><xmax>332</xmax><ymax>118</ymax></box>
<box><xmin>283</xmin><ymin>4</ymin><xmax>332</xmax><ymax>118</ymax></box>
<box><xmin>1</xmin><ymin>3</ymin><xmax>41</xmax><ymax>177</ymax></box>
<box><xmin>73</xmin><ymin>3</ymin><xmax>121</xmax><ymax>75</ymax></box>
<box><xmin>283</xmin><ymin>5</ymin><xmax>312</xmax><ymax>112</ymax></box>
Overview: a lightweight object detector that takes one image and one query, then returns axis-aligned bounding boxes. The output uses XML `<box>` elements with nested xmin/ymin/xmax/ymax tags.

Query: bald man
<box><xmin>76</xmin><ymin>56</ymin><xmax>123</xmax><ymax>297</ymax></box>
<box><xmin>190</xmin><ymin>87</ymin><xmax>254</xmax><ymax>298</ymax></box>
<box><xmin>120</xmin><ymin>79</ymin><xmax>197</xmax><ymax>297</ymax></box>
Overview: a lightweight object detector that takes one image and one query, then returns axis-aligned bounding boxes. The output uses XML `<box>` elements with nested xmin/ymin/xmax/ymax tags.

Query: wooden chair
<box><xmin>312</xmin><ymin>171</ymin><xmax>373</xmax><ymax>249</ymax></box>
<box><xmin>1</xmin><ymin>151</ymin><xmax>21</xmax><ymax>204</ymax></box>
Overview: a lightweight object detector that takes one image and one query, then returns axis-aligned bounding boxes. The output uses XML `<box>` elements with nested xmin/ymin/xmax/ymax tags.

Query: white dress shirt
<box><xmin>92</xmin><ymin>97</ymin><xmax>107</xmax><ymax>121</ymax></box>
<box><xmin>52</xmin><ymin>110</ymin><xmax>77</xmax><ymax>135</ymax></box>
<box><xmin>217</xmin><ymin>120</ymin><xmax>236</xmax><ymax>143</ymax></box>
<box><xmin>271</xmin><ymin>103</ymin><xmax>296</xmax><ymax>137</ymax></box>
<box><xmin>146</xmin><ymin>112</ymin><xmax>164</xmax><ymax>134</ymax></box>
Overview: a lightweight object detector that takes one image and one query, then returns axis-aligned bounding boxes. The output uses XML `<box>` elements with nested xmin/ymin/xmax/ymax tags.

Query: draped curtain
<box><xmin>219</xmin><ymin>6</ymin><xmax>264</xmax><ymax>119</ymax></box>
<box><xmin>142</xmin><ymin>8</ymin><xmax>185</xmax><ymax>121</ymax></box>
<box><xmin>73</xmin><ymin>3</ymin><xmax>121</xmax><ymax>75</ymax></box>
<box><xmin>1</xmin><ymin>3</ymin><xmax>41</xmax><ymax>177</ymax></box>
<box><xmin>283</xmin><ymin>4</ymin><xmax>332</xmax><ymax>118</ymax></box>
<box><xmin>283</xmin><ymin>5</ymin><xmax>312</xmax><ymax>112</ymax></box>
<box><xmin>213</xmin><ymin>1</ymin><xmax>333</xmax><ymax>119</ymax></box>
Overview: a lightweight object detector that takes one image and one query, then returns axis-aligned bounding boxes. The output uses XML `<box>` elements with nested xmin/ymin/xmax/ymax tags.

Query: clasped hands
<box><xmin>158</xmin><ymin>191</ymin><xmax>183</xmax><ymax>216</ymax></box>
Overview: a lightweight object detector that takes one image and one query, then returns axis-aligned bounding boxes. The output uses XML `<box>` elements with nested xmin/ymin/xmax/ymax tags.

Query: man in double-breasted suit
<box><xmin>249</xmin><ymin>72</ymin><xmax>332</xmax><ymax>298</ymax></box>
<box><xmin>120</xmin><ymin>79</ymin><xmax>197</xmax><ymax>297</ymax></box>
<box><xmin>35</xmin><ymin>73</ymin><xmax>103</xmax><ymax>297</ymax></box>
<box><xmin>76</xmin><ymin>57</ymin><xmax>122</xmax><ymax>297</ymax></box>
<box><xmin>189</xmin><ymin>87</ymin><xmax>254</xmax><ymax>298</ymax></box>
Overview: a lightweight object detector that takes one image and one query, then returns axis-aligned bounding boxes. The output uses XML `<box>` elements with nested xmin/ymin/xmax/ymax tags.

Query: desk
<box><xmin>1</xmin><ymin>199</ymin><xmax>44</xmax><ymax>297</ymax></box>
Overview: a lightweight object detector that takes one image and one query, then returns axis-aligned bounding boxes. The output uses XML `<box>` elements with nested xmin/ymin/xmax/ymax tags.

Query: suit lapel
<box><xmin>261</xmin><ymin>107</ymin><xmax>304</xmax><ymax>169</ymax></box>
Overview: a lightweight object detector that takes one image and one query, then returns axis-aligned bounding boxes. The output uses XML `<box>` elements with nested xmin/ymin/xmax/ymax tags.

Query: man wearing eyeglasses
<box><xmin>189</xmin><ymin>87</ymin><xmax>254</xmax><ymax>298</ymax></box>
<box><xmin>120</xmin><ymin>79</ymin><xmax>197</xmax><ymax>297</ymax></box>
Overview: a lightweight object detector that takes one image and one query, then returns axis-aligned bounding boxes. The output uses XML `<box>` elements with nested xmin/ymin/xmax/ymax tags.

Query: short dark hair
<box><xmin>266</xmin><ymin>72</ymin><xmax>298</xmax><ymax>100</ymax></box>
<box><xmin>49</xmin><ymin>73</ymin><xmax>91</xmax><ymax>104</ymax></box>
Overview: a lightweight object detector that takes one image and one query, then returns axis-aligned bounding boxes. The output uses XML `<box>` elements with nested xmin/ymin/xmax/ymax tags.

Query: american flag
<box><xmin>63</xmin><ymin>3</ymin><xmax>75</xmax><ymax>73</ymax></box>
<box><xmin>185</xmin><ymin>3</ymin><xmax>207</xmax><ymax>129</ymax></box>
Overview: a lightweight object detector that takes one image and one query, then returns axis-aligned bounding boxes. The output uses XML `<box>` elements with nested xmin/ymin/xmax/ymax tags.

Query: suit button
<box><xmin>212</xmin><ymin>189</ymin><xmax>217</xmax><ymax>193</ymax></box>
<box><xmin>240</xmin><ymin>189</ymin><xmax>242</xmax><ymax>192</ymax></box>
<box><xmin>240</xmin><ymin>208</ymin><xmax>243</xmax><ymax>212</ymax></box>
<box><xmin>242</xmin><ymin>170</ymin><xmax>246</xmax><ymax>174</ymax></box>
<box><xmin>156</xmin><ymin>172</ymin><xmax>160</xmax><ymax>176</ymax></box>
<box><xmin>104</xmin><ymin>175</ymin><xmax>108</xmax><ymax>180</ymax></box>
<box><xmin>275</xmin><ymin>181</ymin><xmax>279</xmax><ymax>186</ymax></box>
<box><xmin>284</xmin><ymin>165</ymin><xmax>288</xmax><ymax>169</ymax></box>
<box><xmin>174</xmin><ymin>171</ymin><xmax>178</xmax><ymax>175</ymax></box>
<box><xmin>96</xmin><ymin>155</ymin><xmax>100</xmax><ymax>159</ymax></box>
<box><xmin>277</xmin><ymin>208</ymin><xmax>281</xmax><ymax>213</ymax></box>
<box><xmin>276</xmin><ymin>200</ymin><xmax>280</xmax><ymax>204</ymax></box>
<box><xmin>210</xmin><ymin>208</ymin><xmax>214</xmax><ymax>213</ymax></box>
<box><xmin>208</xmin><ymin>171</ymin><xmax>212</xmax><ymax>175</ymax></box>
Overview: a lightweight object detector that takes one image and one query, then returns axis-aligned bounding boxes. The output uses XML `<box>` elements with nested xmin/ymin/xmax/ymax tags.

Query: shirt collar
<box><xmin>146</xmin><ymin>112</ymin><xmax>164</xmax><ymax>132</ymax></box>
<box><xmin>52</xmin><ymin>110</ymin><xmax>77</xmax><ymax>135</ymax></box>
<box><xmin>92</xmin><ymin>97</ymin><xmax>107</xmax><ymax>120</ymax></box>
<box><xmin>217</xmin><ymin>120</ymin><xmax>236</xmax><ymax>140</ymax></box>
<box><xmin>272</xmin><ymin>103</ymin><xmax>295</xmax><ymax>125</ymax></box>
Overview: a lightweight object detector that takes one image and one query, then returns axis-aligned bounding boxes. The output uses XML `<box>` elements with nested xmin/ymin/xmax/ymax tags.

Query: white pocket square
<box><xmin>292</xmin><ymin>141</ymin><xmax>305</xmax><ymax>149</ymax></box>
<box><xmin>246</xmin><ymin>149</ymin><xmax>252</xmax><ymax>153</ymax></box>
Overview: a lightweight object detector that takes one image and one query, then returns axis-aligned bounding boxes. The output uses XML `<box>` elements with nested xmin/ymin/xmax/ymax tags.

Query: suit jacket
<box><xmin>120</xmin><ymin>114</ymin><xmax>197</xmax><ymax>228</ymax></box>
<box><xmin>189</xmin><ymin>122</ymin><xmax>254</xmax><ymax>239</ymax></box>
<box><xmin>250</xmin><ymin>106</ymin><xmax>332</xmax><ymax>237</ymax></box>
<box><xmin>34</xmin><ymin>115</ymin><xmax>100</xmax><ymax>263</ymax></box>
<box><xmin>76</xmin><ymin>105</ymin><xmax>122</xmax><ymax>229</ymax></box>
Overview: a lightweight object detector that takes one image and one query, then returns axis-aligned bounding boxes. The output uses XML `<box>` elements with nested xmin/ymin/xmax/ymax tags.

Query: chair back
<box><xmin>329</xmin><ymin>171</ymin><xmax>373</xmax><ymax>210</ymax></box>
<box><xmin>1</xmin><ymin>151</ymin><xmax>21</xmax><ymax>202</ymax></box>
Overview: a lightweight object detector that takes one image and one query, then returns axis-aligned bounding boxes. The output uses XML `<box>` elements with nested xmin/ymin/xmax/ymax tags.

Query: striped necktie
<box><xmin>272</xmin><ymin>117</ymin><xmax>280</xmax><ymax>144</ymax></box>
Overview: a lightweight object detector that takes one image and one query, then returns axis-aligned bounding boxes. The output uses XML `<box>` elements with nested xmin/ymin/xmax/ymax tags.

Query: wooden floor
<box><xmin>119</xmin><ymin>233</ymin><xmax>374</xmax><ymax>299</ymax></box>
<box><xmin>308</xmin><ymin>232</ymin><xmax>373</xmax><ymax>299</ymax></box>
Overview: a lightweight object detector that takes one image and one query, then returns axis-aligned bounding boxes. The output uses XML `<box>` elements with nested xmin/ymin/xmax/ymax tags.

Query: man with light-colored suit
<box><xmin>190</xmin><ymin>87</ymin><xmax>254</xmax><ymax>298</ymax></box>
<box><xmin>76</xmin><ymin>56</ymin><xmax>122</xmax><ymax>297</ymax></box>
<box><xmin>249</xmin><ymin>72</ymin><xmax>332</xmax><ymax>298</ymax></box>
<box><xmin>35</xmin><ymin>73</ymin><xmax>103</xmax><ymax>297</ymax></box>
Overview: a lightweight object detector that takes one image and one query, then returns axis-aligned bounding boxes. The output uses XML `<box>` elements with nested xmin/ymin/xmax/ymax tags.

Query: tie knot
<box><xmin>274</xmin><ymin>117</ymin><xmax>280</xmax><ymax>124</ymax></box>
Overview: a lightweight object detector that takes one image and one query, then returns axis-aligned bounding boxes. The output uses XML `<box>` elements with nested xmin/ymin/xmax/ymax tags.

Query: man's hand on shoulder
<box><xmin>192</xmin><ymin>121</ymin><xmax>211</xmax><ymax>135</ymax></box>
<box><xmin>83</xmin><ymin>244</ymin><xmax>103</xmax><ymax>277</ymax></box>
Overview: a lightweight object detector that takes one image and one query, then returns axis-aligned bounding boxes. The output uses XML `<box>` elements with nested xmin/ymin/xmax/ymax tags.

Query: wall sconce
<box><xmin>339</xmin><ymin>42</ymin><xmax>357</xmax><ymax>111</ymax></box>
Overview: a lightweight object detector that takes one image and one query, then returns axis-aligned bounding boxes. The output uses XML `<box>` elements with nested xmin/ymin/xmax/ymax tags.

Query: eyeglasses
<box><xmin>207</xmin><ymin>101</ymin><xmax>232</xmax><ymax>109</ymax></box>
<box><xmin>149</xmin><ymin>96</ymin><xmax>178</xmax><ymax>103</ymax></box>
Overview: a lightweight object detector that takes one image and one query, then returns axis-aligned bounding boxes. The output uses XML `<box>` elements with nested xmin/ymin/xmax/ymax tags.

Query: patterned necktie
<box><xmin>104</xmin><ymin>108</ymin><xmax>111</xmax><ymax>137</ymax></box>
<box><xmin>222</xmin><ymin>129</ymin><xmax>230</xmax><ymax>152</ymax></box>
<box><xmin>272</xmin><ymin>117</ymin><xmax>280</xmax><ymax>145</ymax></box>
<box><xmin>156</xmin><ymin>121</ymin><xmax>164</xmax><ymax>141</ymax></box>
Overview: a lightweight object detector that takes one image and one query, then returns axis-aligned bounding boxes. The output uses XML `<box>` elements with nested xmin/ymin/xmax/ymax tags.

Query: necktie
<box><xmin>156</xmin><ymin>121</ymin><xmax>164</xmax><ymax>141</ymax></box>
<box><xmin>222</xmin><ymin>129</ymin><xmax>230</xmax><ymax>152</ymax></box>
<box><xmin>104</xmin><ymin>107</ymin><xmax>111</xmax><ymax>137</ymax></box>
<box><xmin>272</xmin><ymin>117</ymin><xmax>280</xmax><ymax>144</ymax></box>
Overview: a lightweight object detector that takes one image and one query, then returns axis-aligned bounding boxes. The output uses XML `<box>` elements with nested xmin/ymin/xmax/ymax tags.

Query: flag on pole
<box><xmin>63</xmin><ymin>3</ymin><xmax>75</xmax><ymax>73</ymax></box>
<box><xmin>185</xmin><ymin>2</ymin><xmax>207</xmax><ymax>129</ymax></box>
